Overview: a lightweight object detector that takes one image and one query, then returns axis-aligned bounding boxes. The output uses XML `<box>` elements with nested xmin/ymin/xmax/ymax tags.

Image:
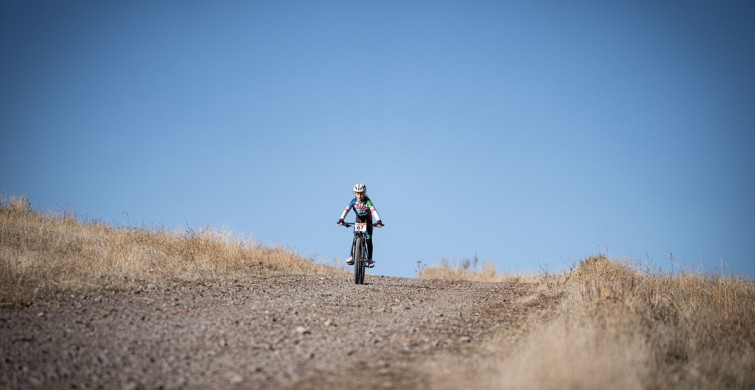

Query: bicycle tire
<box><xmin>354</xmin><ymin>237</ymin><xmax>365</xmax><ymax>284</ymax></box>
<box><xmin>360</xmin><ymin>238</ymin><xmax>368</xmax><ymax>284</ymax></box>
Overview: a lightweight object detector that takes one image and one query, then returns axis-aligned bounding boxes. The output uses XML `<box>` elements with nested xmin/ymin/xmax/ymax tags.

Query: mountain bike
<box><xmin>340</xmin><ymin>221</ymin><xmax>383</xmax><ymax>284</ymax></box>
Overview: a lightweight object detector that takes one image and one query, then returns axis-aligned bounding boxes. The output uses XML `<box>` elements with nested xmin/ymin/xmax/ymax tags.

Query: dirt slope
<box><xmin>1</xmin><ymin>272</ymin><xmax>538</xmax><ymax>389</ymax></box>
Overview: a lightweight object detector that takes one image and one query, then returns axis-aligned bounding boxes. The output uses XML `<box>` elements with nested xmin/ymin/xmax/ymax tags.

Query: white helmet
<box><xmin>353</xmin><ymin>183</ymin><xmax>366</xmax><ymax>193</ymax></box>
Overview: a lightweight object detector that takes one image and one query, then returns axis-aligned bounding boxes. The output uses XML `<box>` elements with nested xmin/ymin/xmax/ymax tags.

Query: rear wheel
<box><xmin>354</xmin><ymin>237</ymin><xmax>365</xmax><ymax>284</ymax></box>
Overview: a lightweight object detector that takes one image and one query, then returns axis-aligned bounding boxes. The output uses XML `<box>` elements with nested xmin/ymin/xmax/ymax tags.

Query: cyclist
<box><xmin>337</xmin><ymin>183</ymin><xmax>384</xmax><ymax>268</ymax></box>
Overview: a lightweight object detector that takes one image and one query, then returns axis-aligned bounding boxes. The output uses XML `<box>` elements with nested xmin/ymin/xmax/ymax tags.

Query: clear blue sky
<box><xmin>2</xmin><ymin>0</ymin><xmax>753</xmax><ymax>278</ymax></box>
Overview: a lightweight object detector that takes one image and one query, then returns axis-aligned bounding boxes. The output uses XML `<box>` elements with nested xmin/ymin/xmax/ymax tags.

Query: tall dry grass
<box><xmin>417</xmin><ymin>256</ymin><xmax>540</xmax><ymax>283</ymax></box>
<box><xmin>427</xmin><ymin>255</ymin><xmax>755</xmax><ymax>389</ymax></box>
<box><xmin>0</xmin><ymin>196</ymin><xmax>344</xmax><ymax>303</ymax></box>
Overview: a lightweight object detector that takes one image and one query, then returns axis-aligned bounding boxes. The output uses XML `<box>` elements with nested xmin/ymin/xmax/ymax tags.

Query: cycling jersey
<box><xmin>339</xmin><ymin>197</ymin><xmax>382</xmax><ymax>222</ymax></box>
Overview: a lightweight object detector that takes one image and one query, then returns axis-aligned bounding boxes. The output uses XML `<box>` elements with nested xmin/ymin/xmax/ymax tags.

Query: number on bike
<box><xmin>354</xmin><ymin>223</ymin><xmax>367</xmax><ymax>233</ymax></box>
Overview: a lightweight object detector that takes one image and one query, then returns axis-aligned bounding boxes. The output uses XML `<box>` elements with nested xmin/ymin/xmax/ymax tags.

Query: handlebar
<box><xmin>340</xmin><ymin>222</ymin><xmax>384</xmax><ymax>227</ymax></box>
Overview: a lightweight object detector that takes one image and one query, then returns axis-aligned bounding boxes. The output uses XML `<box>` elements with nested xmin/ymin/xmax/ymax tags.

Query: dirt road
<box><xmin>1</xmin><ymin>273</ymin><xmax>538</xmax><ymax>389</ymax></box>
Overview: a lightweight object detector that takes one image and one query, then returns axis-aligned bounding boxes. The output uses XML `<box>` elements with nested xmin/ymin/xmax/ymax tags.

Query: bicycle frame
<box><xmin>340</xmin><ymin>221</ymin><xmax>382</xmax><ymax>284</ymax></box>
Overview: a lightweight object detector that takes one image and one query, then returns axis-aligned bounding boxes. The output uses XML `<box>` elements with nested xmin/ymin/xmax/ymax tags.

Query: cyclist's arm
<box><xmin>366</xmin><ymin>200</ymin><xmax>382</xmax><ymax>222</ymax></box>
<box><xmin>339</xmin><ymin>198</ymin><xmax>356</xmax><ymax>221</ymax></box>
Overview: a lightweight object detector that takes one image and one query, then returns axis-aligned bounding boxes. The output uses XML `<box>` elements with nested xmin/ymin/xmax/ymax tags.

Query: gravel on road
<box><xmin>1</xmin><ymin>273</ymin><xmax>537</xmax><ymax>389</ymax></box>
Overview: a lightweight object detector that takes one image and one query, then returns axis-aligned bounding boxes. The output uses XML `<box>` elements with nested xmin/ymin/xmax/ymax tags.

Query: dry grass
<box><xmin>427</xmin><ymin>255</ymin><xmax>755</xmax><ymax>389</ymax></box>
<box><xmin>0</xmin><ymin>196</ymin><xmax>345</xmax><ymax>304</ymax></box>
<box><xmin>417</xmin><ymin>256</ymin><xmax>541</xmax><ymax>283</ymax></box>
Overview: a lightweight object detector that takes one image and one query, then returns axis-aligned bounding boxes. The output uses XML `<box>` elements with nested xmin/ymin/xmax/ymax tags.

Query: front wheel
<box><xmin>354</xmin><ymin>237</ymin><xmax>365</xmax><ymax>284</ymax></box>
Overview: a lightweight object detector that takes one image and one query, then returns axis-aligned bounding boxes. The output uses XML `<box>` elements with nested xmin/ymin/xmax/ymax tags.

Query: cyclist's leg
<box><xmin>347</xmin><ymin>236</ymin><xmax>356</xmax><ymax>264</ymax></box>
<box><xmin>366</xmin><ymin>221</ymin><xmax>374</xmax><ymax>263</ymax></box>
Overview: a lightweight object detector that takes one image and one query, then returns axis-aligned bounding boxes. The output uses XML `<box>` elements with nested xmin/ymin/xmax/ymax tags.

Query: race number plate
<box><xmin>354</xmin><ymin>223</ymin><xmax>368</xmax><ymax>233</ymax></box>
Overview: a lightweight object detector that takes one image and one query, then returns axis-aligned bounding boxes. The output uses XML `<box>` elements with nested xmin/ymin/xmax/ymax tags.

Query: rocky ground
<box><xmin>1</xmin><ymin>272</ymin><xmax>540</xmax><ymax>389</ymax></box>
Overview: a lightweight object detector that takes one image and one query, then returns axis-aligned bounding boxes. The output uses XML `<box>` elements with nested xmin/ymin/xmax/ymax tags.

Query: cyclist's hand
<box><xmin>337</xmin><ymin>219</ymin><xmax>344</xmax><ymax>225</ymax></box>
<box><xmin>376</xmin><ymin>220</ymin><xmax>384</xmax><ymax>227</ymax></box>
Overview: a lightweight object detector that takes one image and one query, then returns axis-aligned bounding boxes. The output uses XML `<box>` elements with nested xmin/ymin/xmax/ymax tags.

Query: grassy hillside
<box><xmin>0</xmin><ymin>196</ymin><xmax>344</xmax><ymax>303</ymax></box>
<box><xmin>3</xmin><ymin>196</ymin><xmax>753</xmax><ymax>388</ymax></box>
<box><xmin>421</xmin><ymin>255</ymin><xmax>755</xmax><ymax>389</ymax></box>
